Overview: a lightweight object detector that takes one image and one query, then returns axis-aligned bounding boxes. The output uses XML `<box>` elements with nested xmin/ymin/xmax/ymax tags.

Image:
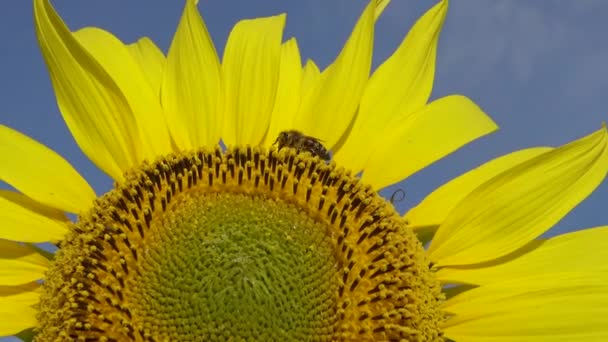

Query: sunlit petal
<box><xmin>74</xmin><ymin>28</ymin><xmax>172</xmax><ymax>159</ymax></box>
<box><xmin>222</xmin><ymin>14</ymin><xmax>285</xmax><ymax>146</ymax></box>
<box><xmin>300</xmin><ymin>59</ymin><xmax>321</xmax><ymax>102</ymax></box>
<box><xmin>34</xmin><ymin>0</ymin><xmax>142</xmax><ymax>180</ymax></box>
<box><xmin>361</xmin><ymin>95</ymin><xmax>497</xmax><ymax>190</ymax></box>
<box><xmin>442</xmin><ymin>273</ymin><xmax>608</xmax><ymax>342</ymax></box>
<box><xmin>0</xmin><ymin>240</ymin><xmax>49</xmax><ymax>286</ymax></box>
<box><xmin>438</xmin><ymin>226</ymin><xmax>608</xmax><ymax>285</ymax></box>
<box><xmin>263</xmin><ymin>38</ymin><xmax>303</xmax><ymax>146</ymax></box>
<box><xmin>406</xmin><ymin>147</ymin><xmax>551</xmax><ymax>231</ymax></box>
<box><xmin>294</xmin><ymin>1</ymin><xmax>375</xmax><ymax>149</ymax></box>
<box><xmin>0</xmin><ymin>190</ymin><xmax>68</xmax><ymax>243</ymax></box>
<box><xmin>336</xmin><ymin>0</ymin><xmax>447</xmax><ymax>171</ymax></box>
<box><xmin>374</xmin><ymin>0</ymin><xmax>391</xmax><ymax>20</ymax></box>
<box><xmin>162</xmin><ymin>0</ymin><xmax>222</xmax><ymax>149</ymax></box>
<box><xmin>128</xmin><ymin>37</ymin><xmax>165</xmax><ymax>93</ymax></box>
<box><xmin>429</xmin><ymin>127</ymin><xmax>608</xmax><ymax>266</ymax></box>
<box><xmin>0</xmin><ymin>283</ymin><xmax>39</xmax><ymax>337</ymax></box>
<box><xmin>0</xmin><ymin>125</ymin><xmax>95</xmax><ymax>213</ymax></box>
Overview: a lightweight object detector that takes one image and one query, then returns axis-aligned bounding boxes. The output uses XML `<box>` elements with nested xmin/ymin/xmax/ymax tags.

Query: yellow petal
<box><xmin>405</xmin><ymin>147</ymin><xmax>551</xmax><ymax>231</ymax></box>
<box><xmin>263</xmin><ymin>38</ymin><xmax>303</xmax><ymax>146</ymax></box>
<box><xmin>0</xmin><ymin>283</ymin><xmax>39</xmax><ymax>337</ymax></box>
<box><xmin>442</xmin><ymin>273</ymin><xmax>608</xmax><ymax>342</ymax></box>
<box><xmin>374</xmin><ymin>0</ymin><xmax>391</xmax><ymax>20</ymax></box>
<box><xmin>335</xmin><ymin>0</ymin><xmax>447</xmax><ymax>172</ymax></box>
<box><xmin>438</xmin><ymin>226</ymin><xmax>608</xmax><ymax>285</ymax></box>
<box><xmin>73</xmin><ymin>28</ymin><xmax>172</xmax><ymax>162</ymax></box>
<box><xmin>0</xmin><ymin>125</ymin><xmax>95</xmax><ymax>213</ymax></box>
<box><xmin>294</xmin><ymin>1</ymin><xmax>375</xmax><ymax>149</ymax></box>
<box><xmin>429</xmin><ymin>127</ymin><xmax>608</xmax><ymax>266</ymax></box>
<box><xmin>222</xmin><ymin>14</ymin><xmax>285</xmax><ymax>146</ymax></box>
<box><xmin>0</xmin><ymin>191</ymin><xmax>69</xmax><ymax>243</ymax></box>
<box><xmin>295</xmin><ymin>60</ymin><xmax>322</xmax><ymax>136</ymax></box>
<box><xmin>128</xmin><ymin>37</ymin><xmax>165</xmax><ymax>93</ymax></box>
<box><xmin>0</xmin><ymin>240</ymin><xmax>49</xmax><ymax>286</ymax></box>
<box><xmin>34</xmin><ymin>0</ymin><xmax>143</xmax><ymax>181</ymax></box>
<box><xmin>162</xmin><ymin>0</ymin><xmax>222</xmax><ymax>149</ymax></box>
<box><xmin>361</xmin><ymin>95</ymin><xmax>497</xmax><ymax>190</ymax></box>
<box><xmin>300</xmin><ymin>59</ymin><xmax>321</xmax><ymax>100</ymax></box>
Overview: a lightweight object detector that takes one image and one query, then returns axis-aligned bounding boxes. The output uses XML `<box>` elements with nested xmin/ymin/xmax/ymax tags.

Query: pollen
<box><xmin>37</xmin><ymin>147</ymin><xmax>445</xmax><ymax>341</ymax></box>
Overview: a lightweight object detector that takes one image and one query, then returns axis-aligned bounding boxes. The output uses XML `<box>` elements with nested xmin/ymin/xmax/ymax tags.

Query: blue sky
<box><xmin>0</xmin><ymin>1</ymin><xmax>607</xmax><ymax>340</ymax></box>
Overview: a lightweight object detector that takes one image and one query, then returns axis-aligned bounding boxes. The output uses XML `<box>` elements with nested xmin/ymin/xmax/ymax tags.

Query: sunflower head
<box><xmin>3</xmin><ymin>0</ymin><xmax>607</xmax><ymax>341</ymax></box>
<box><xmin>37</xmin><ymin>147</ymin><xmax>444</xmax><ymax>341</ymax></box>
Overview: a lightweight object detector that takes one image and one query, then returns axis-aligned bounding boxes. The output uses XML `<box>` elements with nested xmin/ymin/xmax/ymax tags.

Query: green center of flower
<box><xmin>132</xmin><ymin>192</ymin><xmax>338</xmax><ymax>340</ymax></box>
<box><xmin>37</xmin><ymin>146</ymin><xmax>445</xmax><ymax>341</ymax></box>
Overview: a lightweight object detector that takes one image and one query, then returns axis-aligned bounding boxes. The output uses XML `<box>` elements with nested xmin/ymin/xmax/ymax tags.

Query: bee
<box><xmin>274</xmin><ymin>130</ymin><xmax>331</xmax><ymax>161</ymax></box>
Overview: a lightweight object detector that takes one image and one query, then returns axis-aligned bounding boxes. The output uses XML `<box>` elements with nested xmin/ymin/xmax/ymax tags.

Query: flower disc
<box><xmin>135</xmin><ymin>192</ymin><xmax>339</xmax><ymax>340</ymax></box>
<box><xmin>37</xmin><ymin>147</ymin><xmax>444</xmax><ymax>341</ymax></box>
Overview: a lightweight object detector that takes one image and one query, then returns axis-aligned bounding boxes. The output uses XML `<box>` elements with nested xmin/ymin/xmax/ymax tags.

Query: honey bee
<box><xmin>274</xmin><ymin>130</ymin><xmax>331</xmax><ymax>161</ymax></box>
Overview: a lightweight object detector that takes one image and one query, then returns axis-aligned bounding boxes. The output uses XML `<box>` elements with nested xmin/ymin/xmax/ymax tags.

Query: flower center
<box><xmin>134</xmin><ymin>192</ymin><xmax>339</xmax><ymax>340</ymax></box>
<box><xmin>37</xmin><ymin>147</ymin><xmax>445</xmax><ymax>341</ymax></box>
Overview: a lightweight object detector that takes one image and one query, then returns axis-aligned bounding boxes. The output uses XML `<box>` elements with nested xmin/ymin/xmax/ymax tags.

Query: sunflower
<box><xmin>2</xmin><ymin>0</ymin><xmax>607</xmax><ymax>341</ymax></box>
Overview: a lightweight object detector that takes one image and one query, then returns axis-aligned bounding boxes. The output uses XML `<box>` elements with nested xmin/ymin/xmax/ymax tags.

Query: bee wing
<box><xmin>304</xmin><ymin>134</ymin><xmax>325</xmax><ymax>144</ymax></box>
